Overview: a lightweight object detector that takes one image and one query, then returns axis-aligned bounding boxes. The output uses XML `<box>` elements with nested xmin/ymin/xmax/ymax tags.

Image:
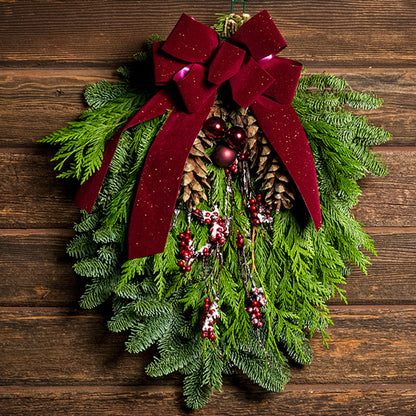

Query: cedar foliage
<box><xmin>42</xmin><ymin>35</ymin><xmax>389</xmax><ymax>409</ymax></box>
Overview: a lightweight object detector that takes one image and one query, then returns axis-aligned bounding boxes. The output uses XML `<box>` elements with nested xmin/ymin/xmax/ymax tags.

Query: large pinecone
<box><xmin>180</xmin><ymin>101</ymin><xmax>296</xmax><ymax>213</ymax></box>
<box><xmin>227</xmin><ymin>105</ymin><xmax>296</xmax><ymax>213</ymax></box>
<box><xmin>179</xmin><ymin>137</ymin><xmax>211</xmax><ymax>209</ymax></box>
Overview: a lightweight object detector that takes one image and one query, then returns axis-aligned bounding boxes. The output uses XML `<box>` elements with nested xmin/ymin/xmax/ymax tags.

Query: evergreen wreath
<box><xmin>41</xmin><ymin>11</ymin><xmax>390</xmax><ymax>409</ymax></box>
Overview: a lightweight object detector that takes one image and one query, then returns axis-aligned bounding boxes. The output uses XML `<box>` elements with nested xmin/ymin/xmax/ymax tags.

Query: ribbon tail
<box><xmin>128</xmin><ymin>94</ymin><xmax>216</xmax><ymax>259</ymax></box>
<box><xmin>251</xmin><ymin>96</ymin><xmax>322</xmax><ymax>230</ymax></box>
<box><xmin>74</xmin><ymin>90</ymin><xmax>175</xmax><ymax>212</ymax></box>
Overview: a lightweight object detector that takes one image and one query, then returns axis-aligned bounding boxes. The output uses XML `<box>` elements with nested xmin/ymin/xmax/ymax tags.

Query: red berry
<box><xmin>205</xmin><ymin>219</ymin><xmax>211</xmax><ymax>225</ymax></box>
<box><xmin>204</xmin><ymin>297</ymin><xmax>210</xmax><ymax>303</ymax></box>
<box><xmin>202</xmin><ymin>331</ymin><xmax>208</xmax><ymax>338</ymax></box>
<box><xmin>253</xmin><ymin>219</ymin><xmax>260</xmax><ymax>225</ymax></box>
<box><xmin>252</xmin><ymin>300</ymin><xmax>259</xmax><ymax>307</ymax></box>
<box><xmin>219</xmin><ymin>238</ymin><xmax>225</xmax><ymax>245</ymax></box>
<box><xmin>250</xmin><ymin>198</ymin><xmax>256</xmax><ymax>204</ymax></box>
<box><xmin>194</xmin><ymin>208</ymin><xmax>200</xmax><ymax>214</ymax></box>
<box><xmin>252</xmin><ymin>318</ymin><xmax>259</xmax><ymax>325</ymax></box>
<box><xmin>178</xmin><ymin>260</ymin><xmax>184</xmax><ymax>267</ymax></box>
<box><xmin>186</xmin><ymin>265</ymin><xmax>191</xmax><ymax>272</ymax></box>
<box><xmin>257</xmin><ymin>321</ymin><xmax>264</xmax><ymax>328</ymax></box>
<box><xmin>209</xmin><ymin>332</ymin><xmax>216</xmax><ymax>340</ymax></box>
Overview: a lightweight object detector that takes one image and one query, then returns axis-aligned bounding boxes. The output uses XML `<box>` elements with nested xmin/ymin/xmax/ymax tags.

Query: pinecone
<box><xmin>222</xmin><ymin>14</ymin><xmax>251</xmax><ymax>38</ymax></box>
<box><xmin>180</xmin><ymin>137</ymin><xmax>211</xmax><ymax>209</ymax></box>
<box><xmin>215</xmin><ymin>103</ymin><xmax>296</xmax><ymax>213</ymax></box>
<box><xmin>245</xmin><ymin>113</ymin><xmax>296</xmax><ymax>213</ymax></box>
<box><xmin>181</xmin><ymin>101</ymin><xmax>296</xmax><ymax>213</ymax></box>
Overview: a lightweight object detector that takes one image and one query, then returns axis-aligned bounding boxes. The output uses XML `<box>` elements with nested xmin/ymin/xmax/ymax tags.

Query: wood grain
<box><xmin>0</xmin><ymin>67</ymin><xmax>413</xmax><ymax>147</ymax></box>
<box><xmin>0</xmin><ymin>1</ymin><xmax>414</xmax><ymax>67</ymax></box>
<box><xmin>354</xmin><ymin>151</ymin><xmax>416</xmax><ymax>227</ymax></box>
<box><xmin>0</xmin><ymin>229</ymin><xmax>414</xmax><ymax>307</ymax></box>
<box><xmin>0</xmin><ymin>384</ymin><xmax>415</xmax><ymax>416</ymax></box>
<box><xmin>0</xmin><ymin>0</ymin><xmax>415</xmax><ymax>413</ymax></box>
<box><xmin>1</xmin><ymin>150</ymin><xmax>413</xmax><ymax>228</ymax></box>
<box><xmin>0</xmin><ymin>306</ymin><xmax>415</xmax><ymax>386</ymax></box>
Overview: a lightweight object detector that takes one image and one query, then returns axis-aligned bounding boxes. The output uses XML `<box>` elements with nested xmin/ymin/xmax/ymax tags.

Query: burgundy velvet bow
<box><xmin>74</xmin><ymin>10</ymin><xmax>322</xmax><ymax>260</ymax></box>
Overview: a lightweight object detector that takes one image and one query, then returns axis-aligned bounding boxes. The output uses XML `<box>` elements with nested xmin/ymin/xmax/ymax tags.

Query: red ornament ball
<box><xmin>225</xmin><ymin>126</ymin><xmax>247</xmax><ymax>150</ymax></box>
<box><xmin>213</xmin><ymin>144</ymin><xmax>237</xmax><ymax>168</ymax></box>
<box><xmin>203</xmin><ymin>117</ymin><xmax>227</xmax><ymax>140</ymax></box>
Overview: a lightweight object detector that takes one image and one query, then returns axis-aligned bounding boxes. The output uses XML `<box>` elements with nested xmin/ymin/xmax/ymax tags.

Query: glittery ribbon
<box><xmin>74</xmin><ymin>10</ymin><xmax>322</xmax><ymax>259</ymax></box>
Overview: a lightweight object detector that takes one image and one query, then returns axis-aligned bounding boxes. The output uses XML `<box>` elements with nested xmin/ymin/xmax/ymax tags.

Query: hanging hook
<box><xmin>231</xmin><ymin>0</ymin><xmax>247</xmax><ymax>13</ymax></box>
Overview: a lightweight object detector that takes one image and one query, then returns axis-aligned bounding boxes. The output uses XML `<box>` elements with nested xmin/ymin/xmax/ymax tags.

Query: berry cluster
<box><xmin>177</xmin><ymin>229</ymin><xmax>194</xmax><ymax>274</ymax></box>
<box><xmin>239</xmin><ymin>149</ymin><xmax>251</xmax><ymax>161</ymax></box>
<box><xmin>248</xmin><ymin>194</ymin><xmax>273</xmax><ymax>226</ymax></box>
<box><xmin>201</xmin><ymin>298</ymin><xmax>219</xmax><ymax>339</ymax></box>
<box><xmin>235</xmin><ymin>229</ymin><xmax>245</xmax><ymax>248</ymax></box>
<box><xmin>246</xmin><ymin>288</ymin><xmax>266</xmax><ymax>329</ymax></box>
<box><xmin>194</xmin><ymin>207</ymin><xmax>229</xmax><ymax>246</ymax></box>
<box><xmin>225</xmin><ymin>159</ymin><xmax>238</xmax><ymax>175</ymax></box>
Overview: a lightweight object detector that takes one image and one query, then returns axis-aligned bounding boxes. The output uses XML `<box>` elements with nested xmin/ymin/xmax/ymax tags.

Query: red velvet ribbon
<box><xmin>74</xmin><ymin>10</ymin><xmax>322</xmax><ymax>260</ymax></box>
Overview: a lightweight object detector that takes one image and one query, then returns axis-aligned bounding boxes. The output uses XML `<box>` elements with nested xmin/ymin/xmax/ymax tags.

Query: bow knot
<box><xmin>153</xmin><ymin>11</ymin><xmax>301</xmax><ymax>112</ymax></box>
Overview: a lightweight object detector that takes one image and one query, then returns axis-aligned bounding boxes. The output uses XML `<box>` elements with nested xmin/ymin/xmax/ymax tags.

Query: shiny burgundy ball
<box><xmin>225</xmin><ymin>126</ymin><xmax>247</xmax><ymax>150</ymax></box>
<box><xmin>203</xmin><ymin>117</ymin><xmax>227</xmax><ymax>139</ymax></box>
<box><xmin>213</xmin><ymin>144</ymin><xmax>237</xmax><ymax>168</ymax></box>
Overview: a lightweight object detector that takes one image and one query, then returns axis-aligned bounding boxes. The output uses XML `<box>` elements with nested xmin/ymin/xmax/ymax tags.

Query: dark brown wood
<box><xmin>0</xmin><ymin>230</ymin><xmax>78</xmax><ymax>306</ymax></box>
<box><xmin>1</xmin><ymin>384</ymin><xmax>415</xmax><ymax>416</ymax></box>
<box><xmin>0</xmin><ymin>228</ymin><xmax>414</xmax><ymax>307</ymax></box>
<box><xmin>0</xmin><ymin>149</ymin><xmax>79</xmax><ymax>228</ymax></box>
<box><xmin>354</xmin><ymin>150</ymin><xmax>416</xmax><ymax>227</ymax></box>
<box><xmin>1</xmin><ymin>150</ymin><xmax>414</xmax><ymax>228</ymax></box>
<box><xmin>0</xmin><ymin>67</ymin><xmax>413</xmax><ymax>147</ymax></box>
<box><xmin>0</xmin><ymin>306</ymin><xmax>415</xmax><ymax>386</ymax></box>
<box><xmin>0</xmin><ymin>1</ymin><xmax>414</xmax><ymax>67</ymax></box>
<box><xmin>1</xmin><ymin>0</ymin><xmax>415</xmax><ymax>413</ymax></box>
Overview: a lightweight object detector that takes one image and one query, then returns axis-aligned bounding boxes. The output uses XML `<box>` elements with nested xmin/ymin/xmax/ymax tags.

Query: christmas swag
<box><xmin>41</xmin><ymin>11</ymin><xmax>390</xmax><ymax>409</ymax></box>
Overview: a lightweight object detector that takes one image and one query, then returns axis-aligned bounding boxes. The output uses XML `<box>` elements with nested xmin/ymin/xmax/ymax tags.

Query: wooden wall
<box><xmin>0</xmin><ymin>1</ymin><xmax>415</xmax><ymax>414</ymax></box>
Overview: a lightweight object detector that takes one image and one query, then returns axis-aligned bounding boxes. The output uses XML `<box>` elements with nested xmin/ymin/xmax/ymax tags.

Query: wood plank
<box><xmin>0</xmin><ymin>306</ymin><xmax>415</xmax><ymax>385</ymax></box>
<box><xmin>0</xmin><ymin>150</ymin><xmax>413</xmax><ymax>228</ymax></box>
<box><xmin>0</xmin><ymin>149</ymin><xmax>79</xmax><ymax>228</ymax></box>
<box><xmin>0</xmin><ymin>68</ymin><xmax>117</xmax><ymax>146</ymax></box>
<box><xmin>0</xmin><ymin>229</ymin><xmax>414</xmax><ymax>307</ymax></box>
<box><xmin>0</xmin><ymin>384</ymin><xmax>415</xmax><ymax>416</ymax></box>
<box><xmin>0</xmin><ymin>67</ymin><xmax>412</xmax><ymax>147</ymax></box>
<box><xmin>353</xmin><ymin>151</ymin><xmax>416</xmax><ymax>227</ymax></box>
<box><xmin>0</xmin><ymin>230</ymin><xmax>78</xmax><ymax>306</ymax></box>
<box><xmin>0</xmin><ymin>1</ymin><xmax>414</xmax><ymax>67</ymax></box>
<box><xmin>339</xmin><ymin>228</ymin><xmax>416</xmax><ymax>305</ymax></box>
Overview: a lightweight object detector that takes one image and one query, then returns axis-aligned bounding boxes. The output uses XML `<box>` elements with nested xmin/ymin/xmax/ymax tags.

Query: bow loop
<box><xmin>260</xmin><ymin>57</ymin><xmax>302</xmax><ymax>105</ymax></box>
<box><xmin>229</xmin><ymin>10</ymin><xmax>287</xmax><ymax>61</ymax></box>
<box><xmin>162</xmin><ymin>14</ymin><xmax>219</xmax><ymax>63</ymax></box>
<box><xmin>229</xmin><ymin>57</ymin><xmax>275</xmax><ymax>108</ymax></box>
<box><xmin>173</xmin><ymin>64</ymin><xmax>217</xmax><ymax>113</ymax></box>
<box><xmin>153</xmin><ymin>42</ymin><xmax>188</xmax><ymax>86</ymax></box>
